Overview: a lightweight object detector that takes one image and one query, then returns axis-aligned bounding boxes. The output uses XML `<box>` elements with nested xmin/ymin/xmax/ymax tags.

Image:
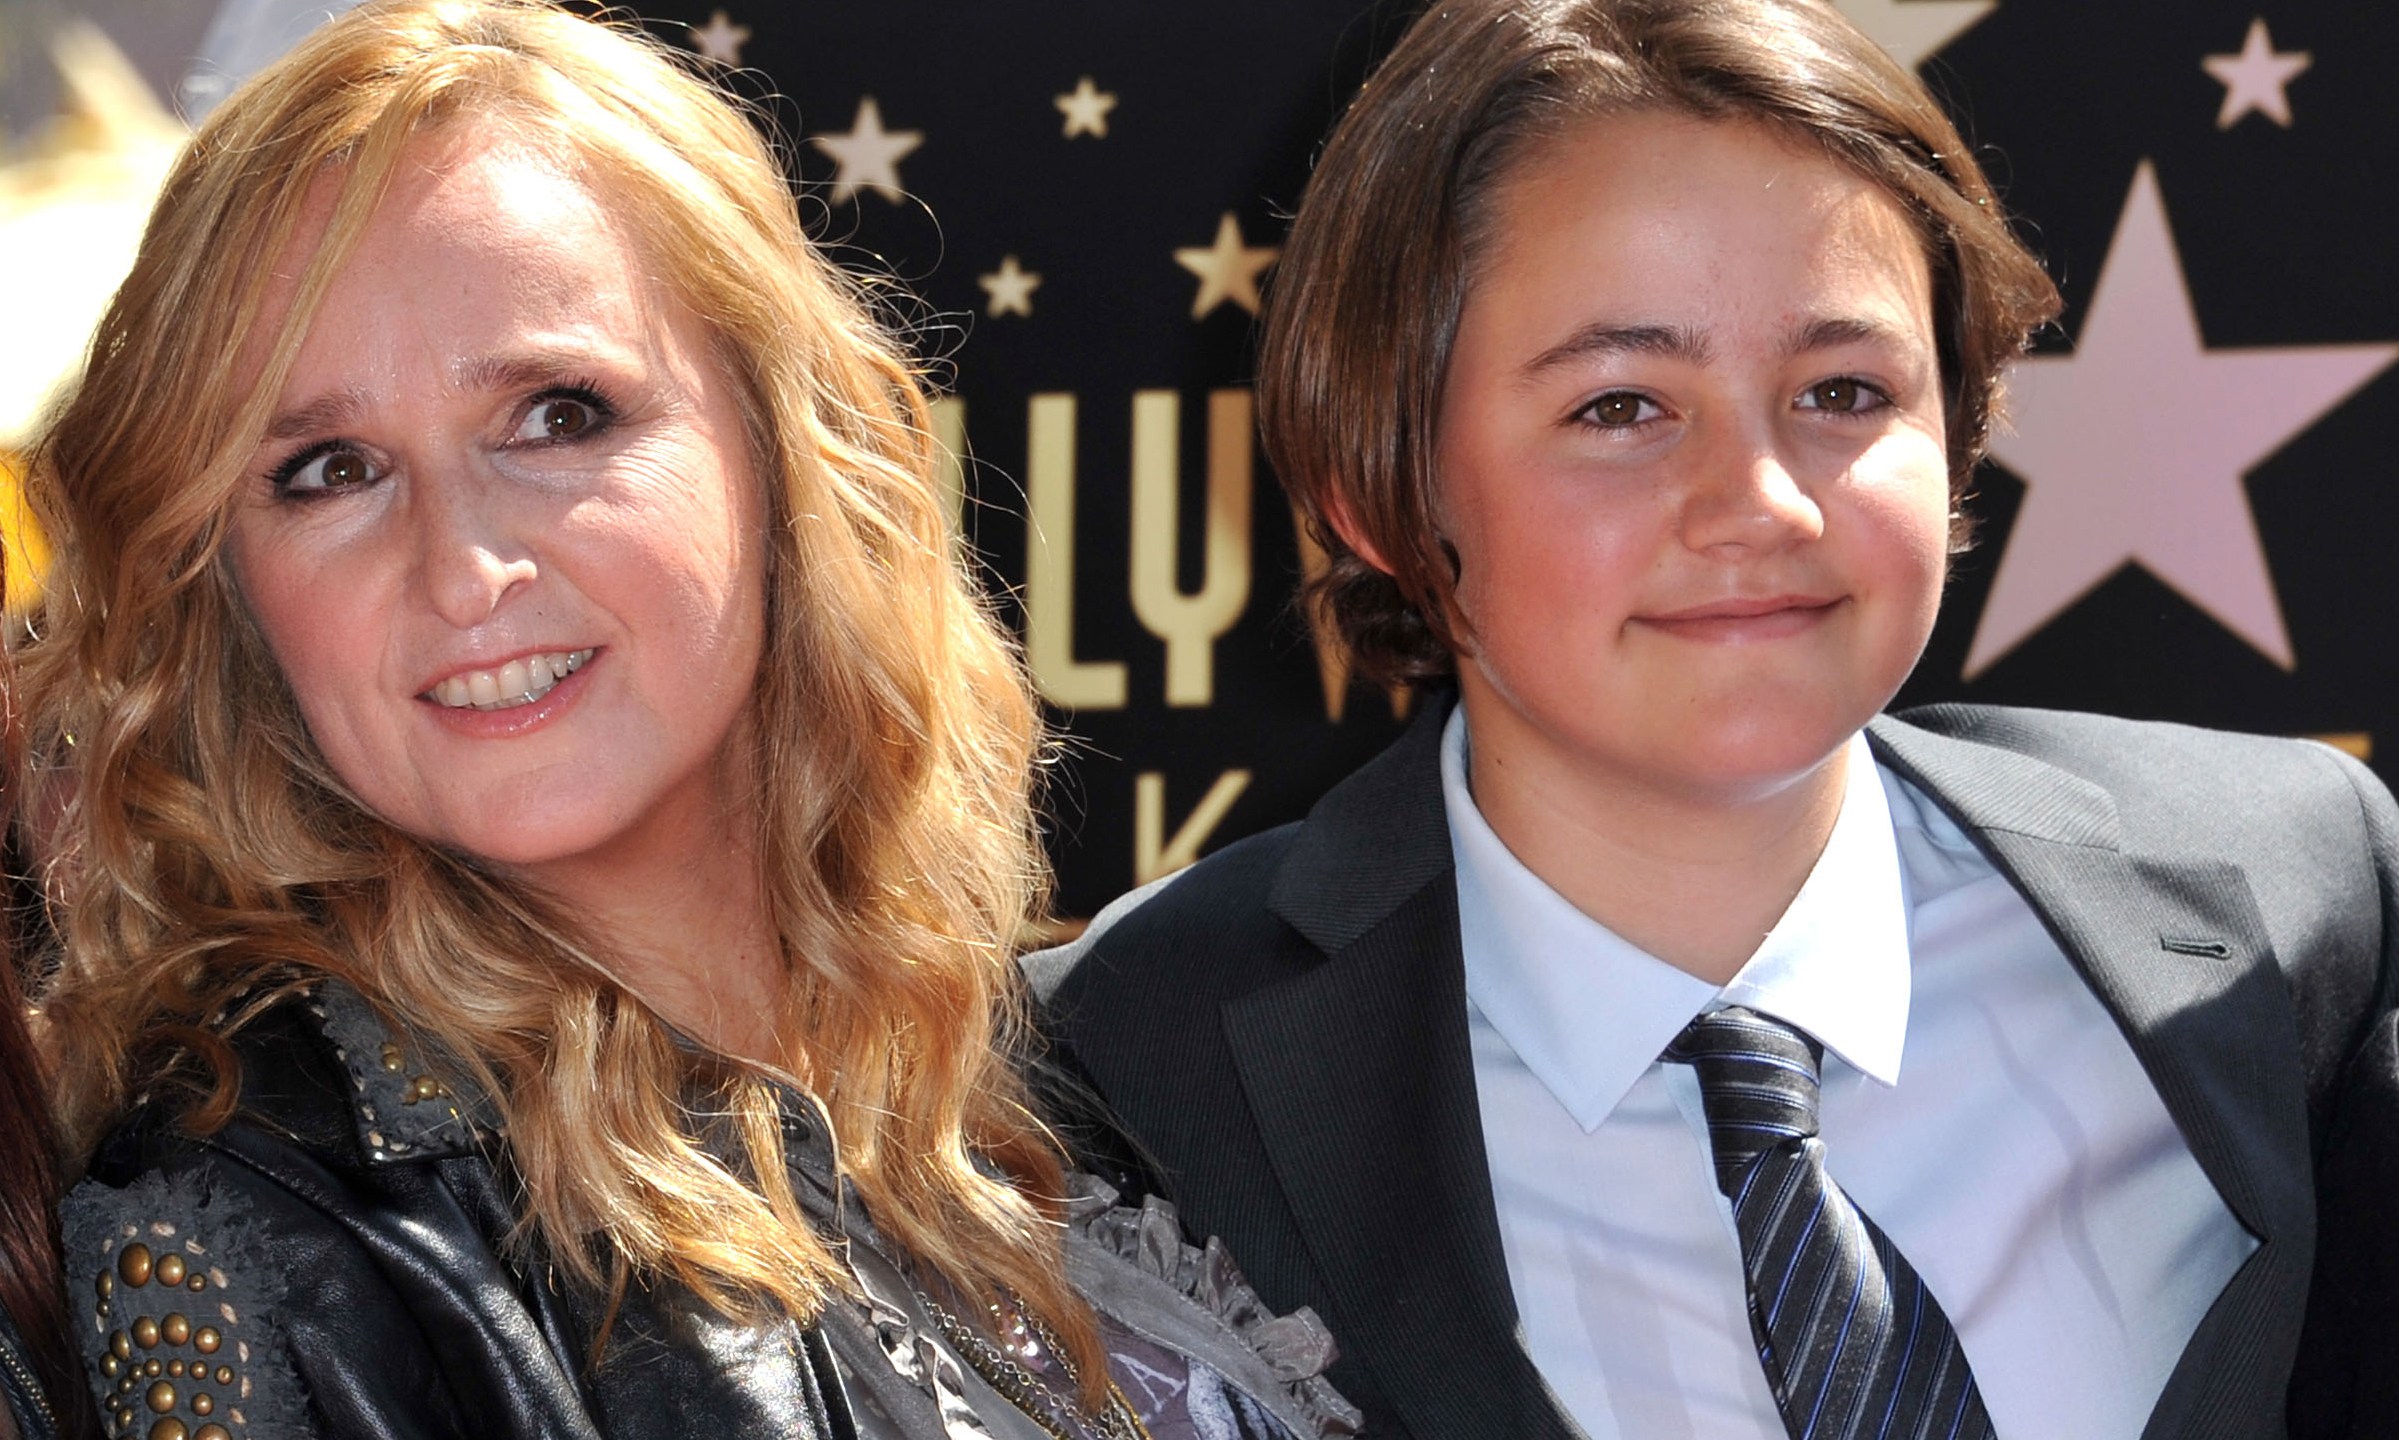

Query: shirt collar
<box><xmin>1444</xmin><ymin>710</ymin><xmax>1913</xmax><ymax>1133</ymax></box>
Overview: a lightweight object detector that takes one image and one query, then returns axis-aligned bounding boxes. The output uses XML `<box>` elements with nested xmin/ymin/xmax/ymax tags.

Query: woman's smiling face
<box><xmin>1431</xmin><ymin>109</ymin><xmax>1952</xmax><ymax>812</ymax></box>
<box><xmin>227</xmin><ymin>128</ymin><xmax>769</xmax><ymax>889</ymax></box>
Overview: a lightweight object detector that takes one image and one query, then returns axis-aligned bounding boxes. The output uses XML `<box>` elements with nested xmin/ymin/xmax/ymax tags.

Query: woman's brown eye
<box><xmin>542</xmin><ymin>400</ymin><xmax>593</xmax><ymax>437</ymax></box>
<box><xmin>1590</xmin><ymin>393</ymin><xmax>1646</xmax><ymax>426</ymax></box>
<box><xmin>515</xmin><ymin>396</ymin><xmax>608</xmax><ymax>444</ymax></box>
<box><xmin>281</xmin><ymin>445</ymin><xmax>378</xmax><ymax>492</ymax></box>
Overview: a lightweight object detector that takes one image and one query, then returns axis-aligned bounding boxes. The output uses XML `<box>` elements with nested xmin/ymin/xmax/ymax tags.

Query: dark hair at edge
<box><xmin>1258</xmin><ymin>0</ymin><xmax>2062</xmax><ymax>686</ymax></box>
<box><xmin>0</xmin><ymin>918</ymin><xmax>99</xmax><ymax>1436</ymax></box>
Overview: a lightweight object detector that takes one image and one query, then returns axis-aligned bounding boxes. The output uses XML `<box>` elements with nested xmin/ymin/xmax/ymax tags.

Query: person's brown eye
<box><xmin>274</xmin><ymin>443</ymin><xmax>382</xmax><ymax>494</ymax></box>
<box><xmin>541</xmin><ymin>399</ymin><xmax>595</xmax><ymax>437</ymax></box>
<box><xmin>513</xmin><ymin>390</ymin><xmax>616</xmax><ymax>444</ymax></box>
<box><xmin>1800</xmin><ymin>378</ymin><xmax>1887</xmax><ymax>414</ymax></box>
<box><xmin>1585</xmin><ymin>392</ymin><xmax>1654</xmax><ymax>427</ymax></box>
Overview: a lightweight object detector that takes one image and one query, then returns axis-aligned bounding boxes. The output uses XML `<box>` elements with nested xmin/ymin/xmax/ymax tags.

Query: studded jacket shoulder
<box><xmin>62</xmin><ymin>983</ymin><xmax>1356</xmax><ymax>1440</ymax></box>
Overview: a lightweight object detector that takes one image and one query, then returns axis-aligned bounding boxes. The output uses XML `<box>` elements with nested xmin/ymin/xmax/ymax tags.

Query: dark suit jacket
<box><xmin>1027</xmin><ymin>699</ymin><xmax>2399</xmax><ymax>1440</ymax></box>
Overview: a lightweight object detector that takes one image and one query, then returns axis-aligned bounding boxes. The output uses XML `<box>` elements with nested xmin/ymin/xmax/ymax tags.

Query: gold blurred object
<box><xmin>2311</xmin><ymin>732</ymin><xmax>2373</xmax><ymax>762</ymax></box>
<box><xmin>1</xmin><ymin>20</ymin><xmax>190</xmax><ymax>603</ymax></box>
<box><xmin>0</xmin><ymin>449</ymin><xmax>51</xmax><ymax>611</ymax></box>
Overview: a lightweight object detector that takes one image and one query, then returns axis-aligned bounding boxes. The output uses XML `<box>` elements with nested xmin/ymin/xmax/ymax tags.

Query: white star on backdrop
<box><xmin>2203</xmin><ymin>18</ymin><xmax>2311</xmax><ymax>129</ymax></box>
<box><xmin>1968</xmin><ymin>162</ymin><xmax>2399</xmax><ymax>676</ymax></box>
<box><xmin>1830</xmin><ymin>0</ymin><xmax>1996</xmax><ymax>70</ymax></box>
<box><xmin>809</xmin><ymin>98</ymin><xmax>923</xmax><ymax>206</ymax></box>
<box><xmin>1056</xmin><ymin>77</ymin><xmax>1118</xmax><ymax>139</ymax></box>
<box><xmin>689</xmin><ymin>9</ymin><xmax>748</xmax><ymax>66</ymax></box>
<box><xmin>1173</xmin><ymin>213</ymin><xmax>1278</xmax><ymax>320</ymax></box>
<box><xmin>979</xmin><ymin>255</ymin><xmax>1042</xmax><ymax>317</ymax></box>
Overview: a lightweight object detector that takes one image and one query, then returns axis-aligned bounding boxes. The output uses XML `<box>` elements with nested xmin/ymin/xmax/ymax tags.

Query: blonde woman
<box><xmin>17</xmin><ymin>3</ymin><xmax>1355</xmax><ymax>1438</ymax></box>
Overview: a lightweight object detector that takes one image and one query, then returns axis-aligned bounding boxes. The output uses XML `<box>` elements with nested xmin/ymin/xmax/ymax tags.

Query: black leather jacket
<box><xmin>64</xmin><ymin>983</ymin><xmax>1355</xmax><ymax>1440</ymax></box>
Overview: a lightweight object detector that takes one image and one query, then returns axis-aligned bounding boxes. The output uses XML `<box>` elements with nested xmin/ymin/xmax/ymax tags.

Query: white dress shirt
<box><xmin>1443</xmin><ymin>710</ymin><xmax>2255</xmax><ymax>1440</ymax></box>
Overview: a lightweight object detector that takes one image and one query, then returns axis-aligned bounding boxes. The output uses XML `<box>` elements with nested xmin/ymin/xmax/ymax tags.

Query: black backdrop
<box><xmin>610</xmin><ymin>0</ymin><xmax>2396</xmax><ymax>923</ymax></box>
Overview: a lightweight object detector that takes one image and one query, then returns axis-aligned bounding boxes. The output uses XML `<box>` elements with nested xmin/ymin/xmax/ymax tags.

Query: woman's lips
<box><xmin>421</xmin><ymin>648</ymin><xmax>594</xmax><ymax>711</ymax></box>
<box><xmin>1636</xmin><ymin>595</ymin><xmax>1844</xmax><ymax>641</ymax></box>
<box><xmin>416</xmin><ymin>648</ymin><xmax>598</xmax><ymax>737</ymax></box>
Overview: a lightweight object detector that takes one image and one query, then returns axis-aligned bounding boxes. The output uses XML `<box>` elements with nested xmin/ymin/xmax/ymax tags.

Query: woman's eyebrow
<box><xmin>449</xmin><ymin>350</ymin><xmax>615</xmax><ymax>395</ymax></box>
<box><xmin>265</xmin><ymin>350</ymin><xmax>637</xmax><ymax>441</ymax></box>
<box><xmin>1518</xmin><ymin>321</ymin><xmax>1713</xmax><ymax>383</ymax></box>
<box><xmin>264</xmin><ymin>387</ymin><xmax>371</xmax><ymax>441</ymax></box>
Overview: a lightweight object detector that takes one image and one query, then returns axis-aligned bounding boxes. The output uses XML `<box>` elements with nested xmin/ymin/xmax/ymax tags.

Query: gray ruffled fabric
<box><xmin>1062</xmin><ymin>1177</ymin><xmax>1360</xmax><ymax>1438</ymax></box>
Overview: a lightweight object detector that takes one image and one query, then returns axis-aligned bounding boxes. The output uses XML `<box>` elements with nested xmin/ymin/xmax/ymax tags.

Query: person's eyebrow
<box><xmin>263</xmin><ymin>388</ymin><xmax>371</xmax><ymax>442</ymax></box>
<box><xmin>451</xmin><ymin>350</ymin><xmax>610</xmax><ymax>397</ymax></box>
<box><xmin>1782</xmin><ymin>315</ymin><xmax>1918</xmax><ymax>357</ymax></box>
<box><xmin>1517</xmin><ymin>322</ymin><xmax>1713</xmax><ymax>384</ymax></box>
<box><xmin>263</xmin><ymin>351</ymin><xmax>627</xmax><ymax>443</ymax></box>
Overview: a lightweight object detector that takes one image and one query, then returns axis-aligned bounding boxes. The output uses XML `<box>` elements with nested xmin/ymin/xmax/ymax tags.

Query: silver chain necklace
<box><xmin>916</xmin><ymin>1290</ymin><xmax>1151</xmax><ymax>1440</ymax></box>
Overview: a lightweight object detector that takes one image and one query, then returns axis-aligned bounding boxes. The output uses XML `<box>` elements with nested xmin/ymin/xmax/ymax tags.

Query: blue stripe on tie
<box><xmin>1712</xmin><ymin>1078</ymin><xmax>1817</xmax><ymax>1102</ymax></box>
<box><xmin>1875</xmin><ymin>1258</ymin><xmax>1924</xmax><ymax>1440</ymax></box>
<box><xmin>1714</xmin><ymin>1119</ymin><xmax>1810</xmax><ymax>1141</ymax></box>
<box><xmin>1942</xmin><ymin>1384</ymin><xmax>1974</xmax><ymax>1440</ymax></box>
<box><xmin>1919</xmin><ymin>1345</ymin><xmax>1959</xmax><ymax>1440</ymax></box>
<box><xmin>1766</xmin><ymin>1190</ymin><xmax>1829</xmax><ymax>1329</ymax></box>
<box><xmin>1692</xmin><ymin>1046</ymin><xmax>1816</xmax><ymax>1080</ymax></box>
<box><xmin>1800</xmin><ymin>1255</ymin><xmax>1869</xmax><ymax>1440</ymax></box>
<box><xmin>1733</xmin><ymin>1152</ymin><xmax>1774</xmax><ymax>1210</ymax></box>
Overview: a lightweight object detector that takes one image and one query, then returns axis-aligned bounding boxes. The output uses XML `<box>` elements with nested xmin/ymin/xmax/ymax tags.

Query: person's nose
<box><xmin>411</xmin><ymin>468</ymin><xmax>539</xmax><ymax>629</ymax></box>
<box><xmin>1676</xmin><ymin>425</ymin><xmax>1826</xmax><ymax>555</ymax></box>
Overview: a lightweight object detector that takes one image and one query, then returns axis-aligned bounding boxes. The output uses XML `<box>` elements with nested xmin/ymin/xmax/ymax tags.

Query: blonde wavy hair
<box><xmin>18</xmin><ymin>0</ymin><xmax>1096</xmax><ymax>1371</ymax></box>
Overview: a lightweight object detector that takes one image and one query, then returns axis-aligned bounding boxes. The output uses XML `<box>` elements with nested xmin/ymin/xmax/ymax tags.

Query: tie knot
<box><xmin>1664</xmin><ymin>1007</ymin><xmax>1823</xmax><ymax>1185</ymax></box>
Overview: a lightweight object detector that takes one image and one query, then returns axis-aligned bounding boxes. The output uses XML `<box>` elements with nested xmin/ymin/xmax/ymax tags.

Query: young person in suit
<box><xmin>1027</xmin><ymin>1</ymin><xmax>2399</xmax><ymax>1436</ymax></box>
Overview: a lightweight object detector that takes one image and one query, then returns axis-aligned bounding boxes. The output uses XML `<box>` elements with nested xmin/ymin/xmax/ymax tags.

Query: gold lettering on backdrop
<box><xmin>1287</xmin><ymin>499</ymin><xmax>1412</xmax><ymax>724</ymax></box>
<box><xmin>1130</xmin><ymin>389</ymin><xmax>1254</xmax><ymax>706</ymax></box>
<box><xmin>1024</xmin><ymin>393</ymin><xmax>1129</xmax><ymax>710</ymax></box>
<box><xmin>1134</xmin><ymin>769</ymin><xmax>1252</xmax><ymax>885</ymax></box>
<box><xmin>929</xmin><ymin>396</ymin><xmax>968</xmax><ymax>538</ymax></box>
<box><xmin>2311</xmin><ymin>732</ymin><xmax>2373</xmax><ymax>761</ymax></box>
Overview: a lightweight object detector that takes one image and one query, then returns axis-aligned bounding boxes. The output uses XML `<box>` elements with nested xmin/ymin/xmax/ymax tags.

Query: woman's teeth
<box><xmin>428</xmin><ymin>649</ymin><xmax>592</xmax><ymax>711</ymax></box>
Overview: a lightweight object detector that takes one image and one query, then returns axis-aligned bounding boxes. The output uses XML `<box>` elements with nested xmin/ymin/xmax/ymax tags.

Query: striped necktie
<box><xmin>1664</xmin><ymin>1006</ymin><xmax>1995</xmax><ymax>1440</ymax></box>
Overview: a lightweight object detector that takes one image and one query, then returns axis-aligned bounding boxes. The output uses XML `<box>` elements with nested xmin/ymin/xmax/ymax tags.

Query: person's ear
<box><xmin>1322</xmin><ymin>489</ymin><xmax>1398</xmax><ymax>576</ymax></box>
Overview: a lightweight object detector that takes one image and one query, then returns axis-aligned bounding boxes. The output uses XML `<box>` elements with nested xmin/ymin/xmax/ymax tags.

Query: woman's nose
<box><xmin>412</xmin><ymin>472</ymin><xmax>539</xmax><ymax>629</ymax></box>
<box><xmin>1677</xmin><ymin>436</ymin><xmax>1827</xmax><ymax>555</ymax></box>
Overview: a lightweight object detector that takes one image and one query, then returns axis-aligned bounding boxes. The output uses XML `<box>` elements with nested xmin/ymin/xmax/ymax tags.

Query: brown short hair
<box><xmin>1260</xmin><ymin>0</ymin><xmax>2062</xmax><ymax>684</ymax></box>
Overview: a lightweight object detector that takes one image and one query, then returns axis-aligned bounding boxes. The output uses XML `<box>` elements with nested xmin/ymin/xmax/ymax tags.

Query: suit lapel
<box><xmin>1225</xmin><ymin>705</ymin><xmax>2311</xmax><ymax>1437</ymax></box>
<box><xmin>1871</xmin><ymin>712</ymin><xmax>2312</xmax><ymax>1437</ymax></box>
<box><xmin>1226</xmin><ymin>699</ymin><xmax>1584</xmax><ymax>1440</ymax></box>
